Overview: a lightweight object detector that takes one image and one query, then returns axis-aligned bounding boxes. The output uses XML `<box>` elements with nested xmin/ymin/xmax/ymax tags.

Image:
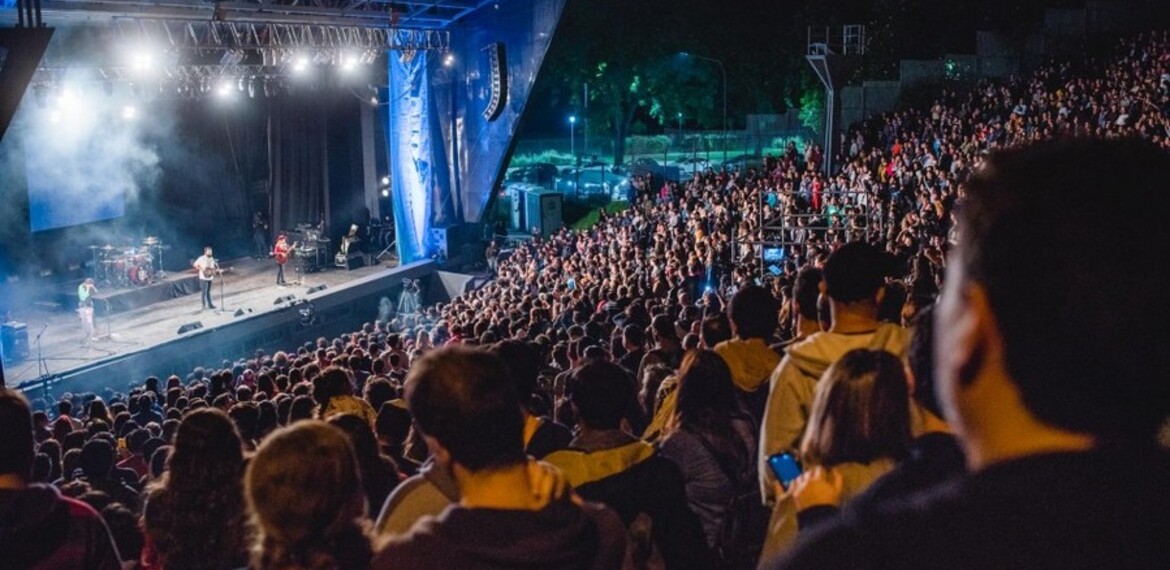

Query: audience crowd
<box><xmin>3</xmin><ymin>30</ymin><xmax>1170</xmax><ymax>570</ymax></box>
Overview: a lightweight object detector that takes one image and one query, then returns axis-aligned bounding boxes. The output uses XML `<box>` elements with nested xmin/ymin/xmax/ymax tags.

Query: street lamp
<box><xmin>569</xmin><ymin>115</ymin><xmax>577</xmax><ymax>159</ymax></box>
<box><xmin>680</xmin><ymin>52</ymin><xmax>727</xmax><ymax>165</ymax></box>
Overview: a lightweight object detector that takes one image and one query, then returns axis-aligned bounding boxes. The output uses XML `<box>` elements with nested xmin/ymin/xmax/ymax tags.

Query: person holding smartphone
<box><xmin>758</xmin><ymin>349</ymin><xmax>912</xmax><ymax>562</ymax></box>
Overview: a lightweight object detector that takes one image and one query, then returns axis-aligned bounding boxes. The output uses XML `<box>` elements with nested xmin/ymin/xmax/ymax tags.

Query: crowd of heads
<box><xmin>4</xmin><ymin>29</ymin><xmax>1170</xmax><ymax>570</ymax></box>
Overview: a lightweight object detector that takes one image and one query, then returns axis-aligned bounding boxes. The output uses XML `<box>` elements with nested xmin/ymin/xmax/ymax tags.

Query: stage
<box><xmin>4</xmin><ymin>256</ymin><xmax>442</xmax><ymax>393</ymax></box>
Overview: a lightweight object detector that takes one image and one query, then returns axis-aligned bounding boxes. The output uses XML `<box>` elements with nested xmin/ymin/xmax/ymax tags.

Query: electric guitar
<box><xmin>274</xmin><ymin>242</ymin><xmax>298</xmax><ymax>265</ymax></box>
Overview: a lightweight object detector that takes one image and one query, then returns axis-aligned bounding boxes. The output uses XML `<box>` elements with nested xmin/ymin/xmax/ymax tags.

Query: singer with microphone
<box><xmin>78</xmin><ymin>278</ymin><xmax>97</xmax><ymax>345</ymax></box>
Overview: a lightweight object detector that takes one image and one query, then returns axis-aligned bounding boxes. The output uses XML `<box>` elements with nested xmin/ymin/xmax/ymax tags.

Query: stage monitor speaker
<box><xmin>177</xmin><ymin>322</ymin><xmax>203</xmax><ymax>334</ymax></box>
<box><xmin>274</xmin><ymin>294</ymin><xmax>296</xmax><ymax>305</ymax></box>
<box><xmin>338</xmin><ymin>253</ymin><xmax>365</xmax><ymax>270</ymax></box>
<box><xmin>430</xmin><ymin>223</ymin><xmax>483</xmax><ymax>261</ymax></box>
<box><xmin>1</xmin><ymin>322</ymin><xmax>29</xmax><ymax>363</ymax></box>
<box><xmin>306</xmin><ymin>284</ymin><xmax>328</xmax><ymax>294</ymax></box>
<box><xmin>233</xmin><ymin>308</ymin><xmax>254</xmax><ymax>317</ymax></box>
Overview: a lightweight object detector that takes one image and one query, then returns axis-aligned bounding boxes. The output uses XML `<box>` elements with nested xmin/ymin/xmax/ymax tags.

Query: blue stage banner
<box><xmin>388</xmin><ymin>50</ymin><xmax>435</xmax><ymax>264</ymax></box>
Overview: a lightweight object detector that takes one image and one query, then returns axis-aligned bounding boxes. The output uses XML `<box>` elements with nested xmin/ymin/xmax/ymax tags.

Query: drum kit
<box><xmin>90</xmin><ymin>236</ymin><xmax>171</xmax><ymax>288</ymax></box>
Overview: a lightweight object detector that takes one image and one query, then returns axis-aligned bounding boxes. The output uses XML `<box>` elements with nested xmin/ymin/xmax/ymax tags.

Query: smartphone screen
<box><xmin>767</xmin><ymin>452</ymin><xmax>803</xmax><ymax>490</ymax></box>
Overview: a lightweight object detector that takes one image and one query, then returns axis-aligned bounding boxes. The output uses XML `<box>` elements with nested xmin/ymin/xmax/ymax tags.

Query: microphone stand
<box><xmin>35</xmin><ymin>322</ymin><xmax>49</xmax><ymax>380</ymax></box>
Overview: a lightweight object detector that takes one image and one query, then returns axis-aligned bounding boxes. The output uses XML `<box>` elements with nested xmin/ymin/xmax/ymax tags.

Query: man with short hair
<box><xmin>713</xmin><ymin>285</ymin><xmax>782</xmax><ymax>425</ymax></box>
<box><xmin>772</xmin><ymin>139</ymin><xmax>1170</xmax><ymax>568</ymax></box>
<box><xmin>0</xmin><ymin>389</ymin><xmax>122</xmax><ymax>569</ymax></box>
<box><xmin>544</xmin><ymin>360</ymin><xmax>710</xmax><ymax>569</ymax></box>
<box><xmin>373</xmin><ymin>346</ymin><xmax>627</xmax><ymax>569</ymax></box>
<box><xmin>758</xmin><ymin>241</ymin><xmax>910</xmax><ymax>499</ymax></box>
<box><xmin>192</xmin><ymin>246</ymin><xmax>218</xmax><ymax>310</ymax></box>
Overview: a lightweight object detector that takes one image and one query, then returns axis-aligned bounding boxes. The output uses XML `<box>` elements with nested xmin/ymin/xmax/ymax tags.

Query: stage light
<box><xmin>370</xmin><ymin>96</ymin><xmax>379</xmax><ymax>105</ymax></box>
<box><xmin>217</xmin><ymin>81</ymin><xmax>233</xmax><ymax>98</ymax></box>
<box><xmin>49</xmin><ymin>111</ymin><xmax>60</xmax><ymax>123</ymax></box>
<box><xmin>132</xmin><ymin>53</ymin><xmax>152</xmax><ymax>72</ymax></box>
<box><xmin>122</xmin><ymin>106</ymin><xmax>137</xmax><ymax>120</ymax></box>
<box><xmin>443</xmin><ymin>53</ymin><xmax>455</xmax><ymax>68</ymax></box>
<box><xmin>292</xmin><ymin>55</ymin><xmax>309</xmax><ymax>74</ymax></box>
<box><xmin>381</xmin><ymin>189</ymin><xmax>390</xmax><ymax>197</ymax></box>
<box><xmin>381</xmin><ymin>176</ymin><xmax>390</xmax><ymax>186</ymax></box>
<box><xmin>341</xmin><ymin>53</ymin><xmax>358</xmax><ymax>72</ymax></box>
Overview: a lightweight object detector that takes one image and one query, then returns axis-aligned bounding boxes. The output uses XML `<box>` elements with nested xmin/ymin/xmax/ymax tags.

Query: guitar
<box><xmin>274</xmin><ymin>242</ymin><xmax>298</xmax><ymax>265</ymax></box>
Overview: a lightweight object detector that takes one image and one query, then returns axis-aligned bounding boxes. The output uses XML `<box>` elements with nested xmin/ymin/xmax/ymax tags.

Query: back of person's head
<box><xmin>801</xmin><ymin>349</ymin><xmax>911</xmax><ymax>467</ymax></box>
<box><xmin>700</xmin><ymin>313</ymin><xmax>732</xmax><ymax>348</ymax></box>
<box><xmin>246</xmin><ymin>421</ymin><xmax>370</xmax><ymax>570</ymax></box>
<box><xmin>0</xmin><ymin>389</ymin><xmax>35</xmax><ymax>479</ymax></box>
<box><xmin>729</xmin><ymin>284</ymin><xmax>777</xmax><ymax>340</ymax></box>
<box><xmin>955</xmin><ymin>139</ymin><xmax>1170</xmax><ymax>442</ymax></box>
<box><xmin>406</xmin><ymin>346</ymin><xmax>526</xmax><ymax>472</ymax></box>
<box><xmin>672</xmin><ymin>350</ymin><xmax>736</xmax><ymax>431</ymax></box>
<box><xmin>623</xmin><ymin>324</ymin><xmax>646</xmax><ymax>348</ymax></box>
<box><xmin>375</xmin><ymin>402</ymin><xmax>412</xmax><ymax>447</ymax></box>
<box><xmin>80</xmin><ymin>438</ymin><xmax>115</xmax><ymax>480</ymax></box>
<box><xmin>489</xmin><ymin>340</ymin><xmax>542</xmax><ymax>402</ymax></box>
<box><xmin>567</xmin><ymin>360</ymin><xmax>633</xmax><ymax>431</ymax></box>
<box><xmin>651</xmin><ymin>315</ymin><xmax>678</xmax><ymax>343</ymax></box>
<box><xmin>794</xmin><ymin>265</ymin><xmax>824</xmax><ymax>321</ymax></box>
<box><xmin>166</xmin><ymin>408</ymin><xmax>244</xmax><ymax>491</ymax></box>
<box><xmin>907</xmin><ymin>305</ymin><xmax>942</xmax><ymax>418</ymax></box>
<box><xmin>363</xmin><ymin>378</ymin><xmax>394</xmax><ymax>412</ymax></box>
<box><xmin>823</xmin><ymin>241</ymin><xmax>889</xmax><ymax>305</ymax></box>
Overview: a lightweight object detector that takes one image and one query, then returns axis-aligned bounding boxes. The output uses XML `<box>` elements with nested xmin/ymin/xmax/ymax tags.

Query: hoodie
<box><xmin>372</xmin><ymin>495</ymin><xmax>627</xmax><ymax>570</ymax></box>
<box><xmin>0</xmin><ymin>484</ymin><xmax>121</xmax><ymax>570</ymax></box>
<box><xmin>714</xmin><ymin>338</ymin><xmax>781</xmax><ymax>394</ymax></box>
<box><xmin>758</xmin><ymin>323</ymin><xmax>910</xmax><ymax>498</ymax></box>
<box><xmin>375</xmin><ymin>457</ymin><xmax>460</xmax><ymax>537</ymax></box>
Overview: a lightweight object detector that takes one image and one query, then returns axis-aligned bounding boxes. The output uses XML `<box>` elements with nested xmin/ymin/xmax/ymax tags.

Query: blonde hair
<box><xmin>246</xmin><ymin>421</ymin><xmax>372</xmax><ymax>570</ymax></box>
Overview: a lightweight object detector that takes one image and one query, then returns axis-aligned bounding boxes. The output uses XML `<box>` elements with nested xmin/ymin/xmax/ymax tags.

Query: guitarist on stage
<box><xmin>193</xmin><ymin>246</ymin><xmax>219</xmax><ymax>310</ymax></box>
<box><xmin>273</xmin><ymin>234</ymin><xmax>296</xmax><ymax>286</ymax></box>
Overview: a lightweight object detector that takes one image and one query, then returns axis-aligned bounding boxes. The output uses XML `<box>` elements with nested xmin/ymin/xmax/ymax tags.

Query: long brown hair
<box><xmin>143</xmin><ymin>407</ymin><xmax>248</xmax><ymax>570</ymax></box>
<box><xmin>666</xmin><ymin>350</ymin><xmax>752</xmax><ymax>483</ymax></box>
<box><xmin>246</xmin><ymin>421</ymin><xmax>371</xmax><ymax>570</ymax></box>
<box><xmin>800</xmin><ymin>349</ymin><xmax>911</xmax><ymax>467</ymax></box>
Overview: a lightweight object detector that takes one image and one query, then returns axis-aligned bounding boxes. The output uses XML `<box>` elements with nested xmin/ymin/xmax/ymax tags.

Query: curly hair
<box><xmin>247</xmin><ymin>421</ymin><xmax>372</xmax><ymax>570</ymax></box>
<box><xmin>142</xmin><ymin>408</ymin><xmax>248</xmax><ymax>570</ymax></box>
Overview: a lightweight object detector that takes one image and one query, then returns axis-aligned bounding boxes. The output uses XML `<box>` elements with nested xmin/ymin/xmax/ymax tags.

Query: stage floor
<box><xmin>3</xmin><ymin>255</ymin><xmax>396</xmax><ymax>386</ymax></box>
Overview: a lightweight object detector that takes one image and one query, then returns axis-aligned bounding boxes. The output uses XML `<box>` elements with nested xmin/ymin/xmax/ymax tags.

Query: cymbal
<box><xmin>87</xmin><ymin>245</ymin><xmax>101</xmax><ymax>249</ymax></box>
<box><xmin>100</xmin><ymin>244</ymin><xmax>117</xmax><ymax>251</ymax></box>
<box><xmin>143</xmin><ymin>236</ymin><xmax>161</xmax><ymax>245</ymax></box>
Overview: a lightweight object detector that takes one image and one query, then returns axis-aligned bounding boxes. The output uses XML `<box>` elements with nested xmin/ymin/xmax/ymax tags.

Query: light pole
<box><xmin>569</xmin><ymin>115</ymin><xmax>577</xmax><ymax>159</ymax></box>
<box><xmin>680</xmin><ymin>52</ymin><xmax>727</xmax><ymax>166</ymax></box>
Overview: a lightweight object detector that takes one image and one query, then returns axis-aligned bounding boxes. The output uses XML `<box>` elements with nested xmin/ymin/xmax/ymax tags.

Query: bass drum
<box><xmin>128</xmin><ymin>264</ymin><xmax>153</xmax><ymax>286</ymax></box>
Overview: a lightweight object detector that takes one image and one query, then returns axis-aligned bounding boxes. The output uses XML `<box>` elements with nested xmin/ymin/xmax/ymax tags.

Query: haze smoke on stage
<box><xmin>20</xmin><ymin>72</ymin><xmax>161</xmax><ymax>232</ymax></box>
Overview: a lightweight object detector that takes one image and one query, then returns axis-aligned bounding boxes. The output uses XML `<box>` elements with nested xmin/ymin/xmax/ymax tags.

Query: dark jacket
<box><xmin>545</xmin><ymin>431</ymin><xmax>712</xmax><ymax>570</ymax></box>
<box><xmin>0</xmin><ymin>484</ymin><xmax>122</xmax><ymax>570</ymax></box>
<box><xmin>772</xmin><ymin>447</ymin><xmax>1170</xmax><ymax>570</ymax></box>
<box><xmin>373</xmin><ymin>495</ymin><xmax>627</xmax><ymax>570</ymax></box>
<box><xmin>796</xmin><ymin>431</ymin><xmax>965</xmax><ymax>530</ymax></box>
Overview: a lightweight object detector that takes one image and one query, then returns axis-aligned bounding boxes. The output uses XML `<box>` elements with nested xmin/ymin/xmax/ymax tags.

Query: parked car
<box><xmin>555</xmin><ymin>167</ymin><xmax>632</xmax><ymax>199</ymax></box>
<box><xmin>719</xmin><ymin>153</ymin><xmax>766</xmax><ymax>172</ymax></box>
<box><xmin>671</xmin><ymin>156</ymin><xmax>712</xmax><ymax>176</ymax></box>
<box><xmin>627</xmin><ymin>157</ymin><xmax>682</xmax><ymax>182</ymax></box>
<box><xmin>505</xmin><ymin>163</ymin><xmax>559</xmax><ymax>187</ymax></box>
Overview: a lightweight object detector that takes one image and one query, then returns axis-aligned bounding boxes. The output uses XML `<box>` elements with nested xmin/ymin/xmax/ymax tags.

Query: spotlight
<box><xmin>443</xmin><ymin>53</ymin><xmax>455</xmax><ymax>68</ymax></box>
<box><xmin>122</xmin><ymin>106</ymin><xmax>137</xmax><ymax>120</ymax></box>
<box><xmin>216</xmin><ymin>81</ymin><xmax>233</xmax><ymax>98</ymax></box>
<box><xmin>292</xmin><ymin>55</ymin><xmax>309</xmax><ymax>74</ymax></box>
<box><xmin>131</xmin><ymin>53</ymin><xmax>152</xmax><ymax>72</ymax></box>
<box><xmin>341</xmin><ymin>53</ymin><xmax>358</xmax><ymax>72</ymax></box>
<box><xmin>370</xmin><ymin>96</ymin><xmax>379</xmax><ymax>105</ymax></box>
<box><xmin>381</xmin><ymin>189</ymin><xmax>390</xmax><ymax>197</ymax></box>
<box><xmin>381</xmin><ymin>176</ymin><xmax>390</xmax><ymax>186</ymax></box>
